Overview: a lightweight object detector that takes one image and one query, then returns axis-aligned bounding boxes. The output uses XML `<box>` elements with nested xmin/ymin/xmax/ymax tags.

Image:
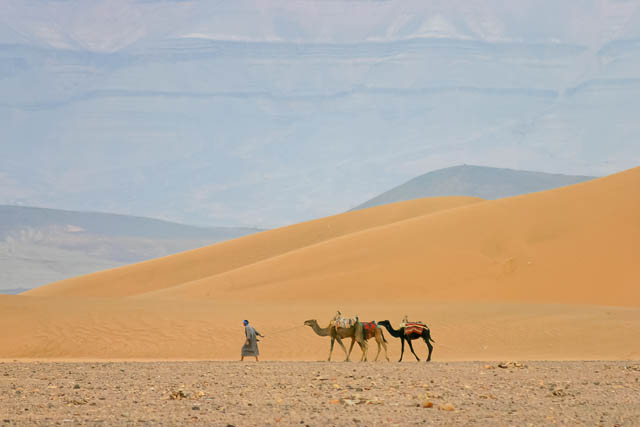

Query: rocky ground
<box><xmin>1</xmin><ymin>361</ymin><xmax>639</xmax><ymax>426</ymax></box>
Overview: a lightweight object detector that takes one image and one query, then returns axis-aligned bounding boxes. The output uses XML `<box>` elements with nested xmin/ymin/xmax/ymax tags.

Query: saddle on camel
<box><xmin>331</xmin><ymin>311</ymin><xmax>359</xmax><ymax>329</ymax></box>
<box><xmin>362</xmin><ymin>321</ymin><xmax>378</xmax><ymax>338</ymax></box>
<box><xmin>400</xmin><ymin>315</ymin><xmax>428</xmax><ymax>335</ymax></box>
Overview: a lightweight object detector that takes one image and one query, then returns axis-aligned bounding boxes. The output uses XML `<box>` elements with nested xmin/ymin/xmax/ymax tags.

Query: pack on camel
<box><xmin>303</xmin><ymin>315</ymin><xmax>368</xmax><ymax>361</ymax></box>
<box><xmin>332</xmin><ymin>311</ymin><xmax>389</xmax><ymax>362</ymax></box>
<box><xmin>377</xmin><ymin>315</ymin><xmax>435</xmax><ymax>362</ymax></box>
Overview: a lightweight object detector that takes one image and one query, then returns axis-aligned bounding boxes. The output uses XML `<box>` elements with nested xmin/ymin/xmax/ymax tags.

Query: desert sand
<box><xmin>1</xmin><ymin>166</ymin><xmax>638</xmax><ymax>361</ymax></box>
<box><xmin>2</xmin><ymin>167</ymin><xmax>640</xmax><ymax>424</ymax></box>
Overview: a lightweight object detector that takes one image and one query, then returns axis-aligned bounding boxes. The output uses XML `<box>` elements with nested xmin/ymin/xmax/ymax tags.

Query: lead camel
<box><xmin>303</xmin><ymin>319</ymin><xmax>368</xmax><ymax>361</ymax></box>
<box><xmin>377</xmin><ymin>320</ymin><xmax>435</xmax><ymax>362</ymax></box>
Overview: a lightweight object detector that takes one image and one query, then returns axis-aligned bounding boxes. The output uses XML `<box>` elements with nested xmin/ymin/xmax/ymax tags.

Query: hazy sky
<box><xmin>1</xmin><ymin>0</ymin><xmax>640</xmax><ymax>227</ymax></box>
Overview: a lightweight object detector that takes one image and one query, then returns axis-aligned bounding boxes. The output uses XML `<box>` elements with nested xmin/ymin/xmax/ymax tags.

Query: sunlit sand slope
<box><xmin>6</xmin><ymin>167</ymin><xmax>640</xmax><ymax>360</ymax></box>
<box><xmin>154</xmin><ymin>167</ymin><xmax>640</xmax><ymax>307</ymax></box>
<box><xmin>25</xmin><ymin>197</ymin><xmax>481</xmax><ymax>297</ymax></box>
<box><xmin>1</xmin><ymin>297</ymin><xmax>639</xmax><ymax>360</ymax></box>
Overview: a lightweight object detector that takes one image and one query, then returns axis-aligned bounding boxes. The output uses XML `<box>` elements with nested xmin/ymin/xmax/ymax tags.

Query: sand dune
<box><xmin>4</xmin><ymin>167</ymin><xmax>640</xmax><ymax>360</ymax></box>
<box><xmin>150</xmin><ymin>166</ymin><xmax>640</xmax><ymax>307</ymax></box>
<box><xmin>25</xmin><ymin>196</ymin><xmax>481</xmax><ymax>298</ymax></box>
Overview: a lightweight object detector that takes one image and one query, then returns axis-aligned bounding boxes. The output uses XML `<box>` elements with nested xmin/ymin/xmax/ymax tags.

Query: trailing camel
<box><xmin>304</xmin><ymin>319</ymin><xmax>368</xmax><ymax>361</ymax></box>
<box><xmin>361</xmin><ymin>321</ymin><xmax>390</xmax><ymax>361</ymax></box>
<box><xmin>377</xmin><ymin>319</ymin><xmax>435</xmax><ymax>362</ymax></box>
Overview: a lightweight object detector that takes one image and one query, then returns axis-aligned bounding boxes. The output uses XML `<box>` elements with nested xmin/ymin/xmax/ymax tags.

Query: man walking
<box><xmin>240</xmin><ymin>319</ymin><xmax>263</xmax><ymax>361</ymax></box>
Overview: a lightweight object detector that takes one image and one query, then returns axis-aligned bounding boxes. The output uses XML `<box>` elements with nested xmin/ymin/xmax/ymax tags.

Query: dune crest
<box><xmin>151</xmin><ymin>166</ymin><xmax>640</xmax><ymax>307</ymax></box>
<box><xmin>25</xmin><ymin>196</ymin><xmax>481</xmax><ymax>297</ymax></box>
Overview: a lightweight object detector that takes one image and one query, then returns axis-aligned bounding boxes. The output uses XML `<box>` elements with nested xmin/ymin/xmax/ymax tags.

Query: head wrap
<box><xmin>243</xmin><ymin>320</ymin><xmax>249</xmax><ymax>326</ymax></box>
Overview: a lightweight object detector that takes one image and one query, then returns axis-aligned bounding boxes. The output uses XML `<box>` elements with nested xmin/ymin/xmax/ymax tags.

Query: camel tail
<box><xmin>380</xmin><ymin>328</ymin><xmax>388</xmax><ymax>343</ymax></box>
<box><xmin>427</xmin><ymin>329</ymin><xmax>435</xmax><ymax>343</ymax></box>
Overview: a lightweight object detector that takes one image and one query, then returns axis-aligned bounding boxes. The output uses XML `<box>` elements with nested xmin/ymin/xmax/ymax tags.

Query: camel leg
<box><xmin>327</xmin><ymin>337</ymin><xmax>336</xmax><ymax>362</ymax></box>
<box><xmin>377</xmin><ymin>329</ymin><xmax>390</xmax><ymax>361</ymax></box>
<box><xmin>407</xmin><ymin>338</ymin><xmax>420</xmax><ymax>362</ymax></box>
<box><xmin>423</xmin><ymin>333</ymin><xmax>434</xmax><ymax>362</ymax></box>
<box><xmin>399</xmin><ymin>337</ymin><xmax>405</xmax><ymax>362</ymax></box>
<box><xmin>358</xmin><ymin>340</ymin><xmax>368</xmax><ymax>362</ymax></box>
<box><xmin>328</xmin><ymin>337</ymin><xmax>335</xmax><ymax>361</ymax></box>
<box><xmin>346</xmin><ymin>337</ymin><xmax>357</xmax><ymax>361</ymax></box>
<box><xmin>372</xmin><ymin>332</ymin><xmax>382</xmax><ymax>361</ymax></box>
<box><xmin>335</xmin><ymin>336</ymin><xmax>350</xmax><ymax>361</ymax></box>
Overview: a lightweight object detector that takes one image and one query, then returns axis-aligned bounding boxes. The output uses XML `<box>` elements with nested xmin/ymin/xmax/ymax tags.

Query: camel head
<box><xmin>303</xmin><ymin>319</ymin><xmax>317</xmax><ymax>327</ymax></box>
<box><xmin>377</xmin><ymin>320</ymin><xmax>391</xmax><ymax>327</ymax></box>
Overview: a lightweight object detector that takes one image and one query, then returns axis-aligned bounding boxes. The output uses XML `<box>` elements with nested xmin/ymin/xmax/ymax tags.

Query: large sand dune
<box><xmin>152</xmin><ymin>166</ymin><xmax>640</xmax><ymax>306</ymax></box>
<box><xmin>25</xmin><ymin>196</ymin><xmax>481</xmax><ymax>298</ymax></box>
<box><xmin>3</xmin><ymin>167</ymin><xmax>640</xmax><ymax>360</ymax></box>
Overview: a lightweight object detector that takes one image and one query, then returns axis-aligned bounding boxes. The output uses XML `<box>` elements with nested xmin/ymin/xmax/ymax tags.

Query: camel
<box><xmin>304</xmin><ymin>319</ymin><xmax>368</xmax><ymax>361</ymax></box>
<box><xmin>361</xmin><ymin>321</ymin><xmax>390</xmax><ymax>361</ymax></box>
<box><xmin>377</xmin><ymin>320</ymin><xmax>435</xmax><ymax>362</ymax></box>
<box><xmin>328</xmin><ymin>311</ymin><xmax>388</xmax><ymax>361</ymax></box>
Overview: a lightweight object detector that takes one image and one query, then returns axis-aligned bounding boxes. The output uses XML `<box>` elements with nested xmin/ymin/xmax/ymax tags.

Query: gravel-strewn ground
<box><xmin>1</xmin><ymin>361</ymin><xmax>639</xmax><ymax>426</ymax></box>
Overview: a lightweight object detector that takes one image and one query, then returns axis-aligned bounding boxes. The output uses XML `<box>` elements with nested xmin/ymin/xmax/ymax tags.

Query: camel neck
<box><xmin>310</xmin><ymin>321</ymin><xmax>331</xmax><ymax>337</ymax></box>
<box><xmin>381</xmin><ymin>322</ymin><xmax>402</xmax><ymax>337</ymax></box>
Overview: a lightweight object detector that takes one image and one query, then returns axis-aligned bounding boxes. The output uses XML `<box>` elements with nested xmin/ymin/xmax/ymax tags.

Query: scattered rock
<box><xmin>169</xmin><ymin>390</ymin><xmax>188</xmax><ymax>400</ymax></box>
<box><xmin>498</xmin><ymin>362</ymin><xmax>527</xmax><ymax>369</ymax></box>
<box><xmin>64</xmin><ymin>398</ymin><xmax>88</xmax><ymax>406</ymax></box>
<box><xmin>438</xmin><ymin>403</ymin><xmax>455</xmax><ymax>411</ymax></box>
<box><xmin>0</xmin><ymin>361</ymin><xmax>636</xmax><ymax>424</ymax></box>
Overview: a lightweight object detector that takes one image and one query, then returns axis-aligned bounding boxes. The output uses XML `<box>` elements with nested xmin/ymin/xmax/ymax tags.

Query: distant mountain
<box><xmin>0</xmin><ymin>288</ymin><xmax>29</xmax><ymax>295</ymax></box>
<box><xmin>351</xmin><ymin>165</ymin><xmax>596</xmax><ymax>211</ymax></box>
<box><xmin>0</xmin><ymin>205</ymin><xmax>262</xmax><ymax>291</ymax></box>
<box><xmin>0</xmin><ymin>205</ymin><xmax>259</xmax><ymax>240</ymax></box>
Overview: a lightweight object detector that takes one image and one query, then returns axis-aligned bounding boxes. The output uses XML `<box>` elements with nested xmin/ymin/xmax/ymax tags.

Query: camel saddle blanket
<box><xmin>363</xmin><ymin>321</ymin><xmax>378</xmax><ymax>339</ymax></box>
<box><xmin>363</xmin><ymin>321</ymin><xmax>377</xmax><ymax>331</ymax></box>
<box><xmin>404</xmin><ymin>322</ymin><xmax>427</xmax><ymax>335</ymax></box>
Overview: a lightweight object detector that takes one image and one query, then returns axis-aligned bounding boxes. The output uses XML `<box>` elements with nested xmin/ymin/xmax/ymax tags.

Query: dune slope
<box><xmin>152</xmin><ymin>166</ymin><xmax>640</xmax><ymax>307</ymax></box>
<box><xmin>25</xmin><ymin>196</ymin><xmax>481</xmax><ymax>297</ymax></box>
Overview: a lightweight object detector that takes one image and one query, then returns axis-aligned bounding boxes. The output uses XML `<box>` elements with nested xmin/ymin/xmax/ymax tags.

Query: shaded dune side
<box><xmin>24</xmin><ymin>197</ymin><xmax>482</xmax><ymax>297</ymax></box>
<box><xmin>153</xmin><ymin>167</ymin><xmax>640</xmax><ymax>307</ymax></box>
